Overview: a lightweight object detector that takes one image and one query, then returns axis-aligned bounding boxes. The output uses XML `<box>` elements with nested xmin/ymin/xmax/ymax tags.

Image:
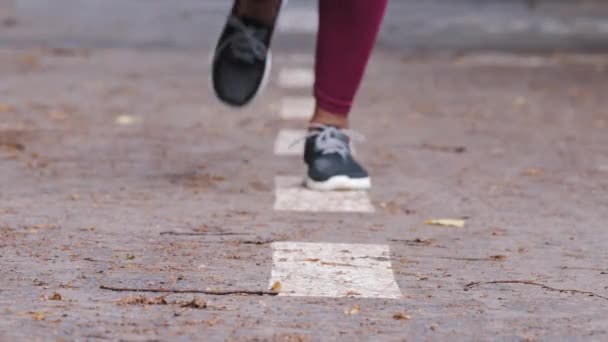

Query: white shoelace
<box><xmin>291</xmin><ymin>124</ymin><xmax>364</xmax><ymax>159</ymax></box>
<box><xmin>215</xmin><ymin>16</ymin><xmax>268</xmax><ymax>64</ymax></box>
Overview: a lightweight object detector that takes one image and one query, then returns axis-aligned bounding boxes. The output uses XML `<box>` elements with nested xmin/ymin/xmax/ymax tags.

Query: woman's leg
<box><xmin>236</xmin><ymin>0</ymin><xmax>281</xmax><ymax>26</ymax></box>
<box><xmin>302</xmin><ymin>1</ymin><xmax>387</xmax><ymax>191</ymax></box>
<box><xmin>312</xmin><ymin>0</ymin><xmax>388</xmax><ymax>128</ymax></box>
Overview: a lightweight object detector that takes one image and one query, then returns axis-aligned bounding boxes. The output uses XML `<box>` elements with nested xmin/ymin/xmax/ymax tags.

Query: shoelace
<box><xmin>291</xmin><ymin>124</ymin><xmax>364</xmax><ymax>160</ymax></box>
<box><xmin>217</xmin><ymin>16</ymin><xmax>268</xmax><ymax>64</ymax></box>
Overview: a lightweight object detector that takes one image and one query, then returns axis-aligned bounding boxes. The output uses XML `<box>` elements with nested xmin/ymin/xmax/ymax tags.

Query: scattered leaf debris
<box><xmin>522</xmin><ymin>168</ymin><xmax>544</xmax><ymax>176</ymax></box>
<box><xmin>48</xmin><ymin>293</ymin><xmax>63</xmax><ymax>301</ymax></box>
<box><xmin>0</xmin><ymin>103</ymin><xmax>15</xmax><ymax>113</ymax></box>
<box><xmin>100</xmin><ymin>285</ymin><xmax>277</xmax><ymax>296</ymax></box>
<box><xmin>393</xmin><ymin>312</ymin><xmax>412</xmax><ymax>320</ymax></box>
<box><xmin>378</xmin><ymin>201</ymin><xmax>415</xmax><ymax>215</ymax></box>
<box><xmin>425</xmin><ymin>219</ymin><xmax>466</xmax><ymax>228</ymax></box>
<box><xmin>270</xmin><ymin>281</ymin><xmax>282</xmax><ymax>293</ymax></box>
<box><xmin>30</xmin><ymin>312</ymin><xmax>46</xmax><ymax>321</ymax></box>
<box><xmin>304</xmin><ymin>258</ymin><xmax>320</xmax><ymax>262</ymax></box>
<box><xmin>420</xmin><ymin>143</ymin><xmax>467</xmax><ymax>154</ymax></box>
<box><xmin>117</xmin><ymin>295</ymin><xmax>168</xmax><ymax>305</ymax></box>
<box><xmin>344</xmin><ymin>305</ymin><xmax>361</xmax><ymax>316</ymax></box>
<box><xmin>180</xmin><ymin>297</ymin><xmax>207</xmax><ymax>309</ymax></box>
<box><xmin>390</xmin><ymin>238</ymin><xmax>435</xmax><ymax>246</ymax></box>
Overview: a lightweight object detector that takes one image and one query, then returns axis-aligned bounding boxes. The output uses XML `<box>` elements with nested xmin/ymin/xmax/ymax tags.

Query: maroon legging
<box><xmin>315</xmin><ymin>0</ymin><xmax>388</xmax><ymax>116</ymax></box>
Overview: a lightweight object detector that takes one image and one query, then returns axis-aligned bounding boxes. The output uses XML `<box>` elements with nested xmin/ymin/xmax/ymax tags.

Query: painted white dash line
<box><xmin>280</xmin><ymin>96</ymin><xmax>315</xmax><ymax>120</ymax></box>
<box><xmin>278</xmin><ymin>68</ymin><xmax>314</xmax><ymax>89</ymax></box>
<box><xmin>276</xmin><ymin>53</ymin><xmax>315</xmax><ymax>65</ymax></box>
<box><xmin>273</xmin><ymin>176</ymin><xmax>375</xmax><ymax>213</ymax></box>
<box><xmin>278</xmin><ymin>8</ymin><xmax>319</xmax><ymax>34</ymax></box>
<box><xmin>270</xmin><ymin>241</ymin><xmax>402</xmax><ymax>298</ymax></box>
<box><xmin>274</xmin><ymin>129</ymin><xmax>306</xmax><ymax>156</ymax></box>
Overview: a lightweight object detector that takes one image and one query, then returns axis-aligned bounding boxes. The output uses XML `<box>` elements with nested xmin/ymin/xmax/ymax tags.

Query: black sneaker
<box><xmin>303</xmin><ymin>125</ymin><xmax>371</xmax><ymax>191</ymax></box>
<box><xmin>211</xmin><ymin>2</ymin><xmax>283</xmax><ymax>107</ymax></box>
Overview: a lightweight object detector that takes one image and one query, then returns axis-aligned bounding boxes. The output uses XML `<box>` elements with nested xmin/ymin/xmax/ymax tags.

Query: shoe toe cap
<box><xmin>308</xmin><ymin>155</ymin><xmax>369</xmax><ymax>182</ymax></box>
<box><xmin>212</xmin><ymin>50</ymin><xmax>266</xmax><ymax>106</ymax></box>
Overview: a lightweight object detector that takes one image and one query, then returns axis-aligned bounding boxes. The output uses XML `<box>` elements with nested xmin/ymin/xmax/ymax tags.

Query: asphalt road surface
<box><xmin>1</xmin><ymin>1</ymin><xmax>608</xmax><ymax>340</ymax></box>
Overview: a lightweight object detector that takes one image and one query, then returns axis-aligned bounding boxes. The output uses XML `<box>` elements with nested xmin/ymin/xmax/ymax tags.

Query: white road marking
<box><xmin>597</xmin><ymin>161</ymin><xmax>608</xmax><ymax>172</ymax></box>
<box><xmin>278</xmin><ymin>68</ymin><xmax>314</xmax><ymax>89</ymax></box>
<box><xmin>274</xmin><ymin>129</ymin><xmax>306</xmax><ymax>156</ymax></box>
<box><xmin>273</xmin><ymin>176</ymin><xmax>375</xmax><ymax>213</ymax></box>
<box><xmin>276</xmin><ymin>54</ymin><xmax>315</xmax><ymax>65</ymax></box>
<box><xmin>269</xmin><ymin>241</ymin><xmax>402</xmax><ymax>298</ymax></box>
<box><xmin>278</xmin><ymin>8</ymin><xmax>319</xmax><ymax>34</ymax></box>
<box><xmin>280</xmin><ymin>96</ymin><xmax>315</xmax><ymax>120</ymax></box>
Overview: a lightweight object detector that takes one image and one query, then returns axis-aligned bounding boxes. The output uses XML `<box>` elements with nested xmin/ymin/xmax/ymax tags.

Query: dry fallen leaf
<box><xmin>30</xmin><ymin>312</ymin><xmax>46</xmax><ymax>320</ymax></box>
<box><xmin>303</xmin><ymin>258</ymin><xmax>320</xmax><ymax>262</ymax></box>
<box><xmin>521</xmin><ymin>168</ymin><xmax>544</xmax><ymax>176</ymax></box>
<box><xmin>344</xmin><ymin>304</ymin><xmax>361</xmax><ymax>316</ymax></box>
<box><xmin>19</xmin><ymin>53</ymin><xmax>40</xmax><ymax>69</ymax></box>
<box><xmin>0</xmin><ymin>104</ymin><xmax>15</xmax><ymax>113</ymax></box>
<box><xmin>206</xmin><ymin>318</ymin><xmax>220</xmax><ymax>327</ymax></box>
<box><xmin>49</xmin><ymin>293</ymin><xmax>62</xmax><ymax>301</ymax></box>
<box><xmin>117</xmin><ymin>295</ymin><xmax>167</xmax><ymax>305</ymax></box>
<box><xmin>30</xmin><ymin>224</ymin><xmax>59</xmax><ymax>230</ymax></box>
<box><xmin>393</xmin><ymin>312</ymin><xmax>412</xmax><ymax>320</ymax></box>
<box><xmin>425</xmin><ymin>219</ymin><xmax>466</xmax><ymax>228</ymax></box>
<box><xmin>181</xmin><ymin>297</ymin><xmax>207</xmax><ymax>309</ymax></box>
<box><xmin>270</xmin><ymin>281</ymin><xmax>282</xmax><ymax>292</ymax></box>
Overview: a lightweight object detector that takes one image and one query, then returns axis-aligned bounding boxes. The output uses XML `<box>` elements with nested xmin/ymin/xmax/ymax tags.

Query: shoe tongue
<box><xmin>310</xmin><ymin>125</ymin><xmax>350</xmax><ymax>143</ymax></box>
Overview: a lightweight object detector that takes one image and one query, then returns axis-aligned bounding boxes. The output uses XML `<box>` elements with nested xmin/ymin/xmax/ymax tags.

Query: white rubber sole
<box><xmin>305</xmin><ymin>176</ymin><xmax>372</xmax><ymax>192</ymax></box>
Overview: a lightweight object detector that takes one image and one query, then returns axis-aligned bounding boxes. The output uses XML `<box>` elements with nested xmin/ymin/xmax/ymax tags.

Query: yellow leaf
<box><xmin>304</xmin><ymin>258</ymin><xmax>320</xmax><ymax>262</ymax></box>
<box><xmin>270</xmin><ymin>281</ymin><xmax>282</xmax><ymax>292</ymax></box>
<box><xmin>344</xmin><ymin>304</ymin><xmax>361</xmax><ymax>316</ymax></box>
<box><xmin>30</xmin><ymin>312</ymin><xmax>46</xmax><ymax>320</ymax></box>
<box><xmin>425</xmin><ymin>219</ymin><xmax>465</xmax><ymax>228</ymax></box>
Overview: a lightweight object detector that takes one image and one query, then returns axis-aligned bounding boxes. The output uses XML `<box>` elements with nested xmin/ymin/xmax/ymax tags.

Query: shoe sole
<box><xmin>209</xmin><ymin>0</ymin><xmax>287</xmax><ymax>108</ymax></box>
<box><xmin>305</xmin><ymin>175</ymin><xmax>371</xmax><ymax>191</ymax></box>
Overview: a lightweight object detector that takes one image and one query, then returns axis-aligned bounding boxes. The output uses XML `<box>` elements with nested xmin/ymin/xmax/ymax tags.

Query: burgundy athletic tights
<box><xmin>314</xmin><ymin>0</ymin><xmax>388</xmax><ymax>116</ymax></box>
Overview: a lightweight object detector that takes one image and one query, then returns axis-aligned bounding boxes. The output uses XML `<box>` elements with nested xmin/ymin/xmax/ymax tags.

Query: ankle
<box><xmin>310</xmin><ymin>106</ymin><xmax>349</xmax><ymax>129</ymax></box>
<box><xmin>236</xmin><ymin>0</ymin><xmax>281</xmax><ymax>26</ymax></box>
